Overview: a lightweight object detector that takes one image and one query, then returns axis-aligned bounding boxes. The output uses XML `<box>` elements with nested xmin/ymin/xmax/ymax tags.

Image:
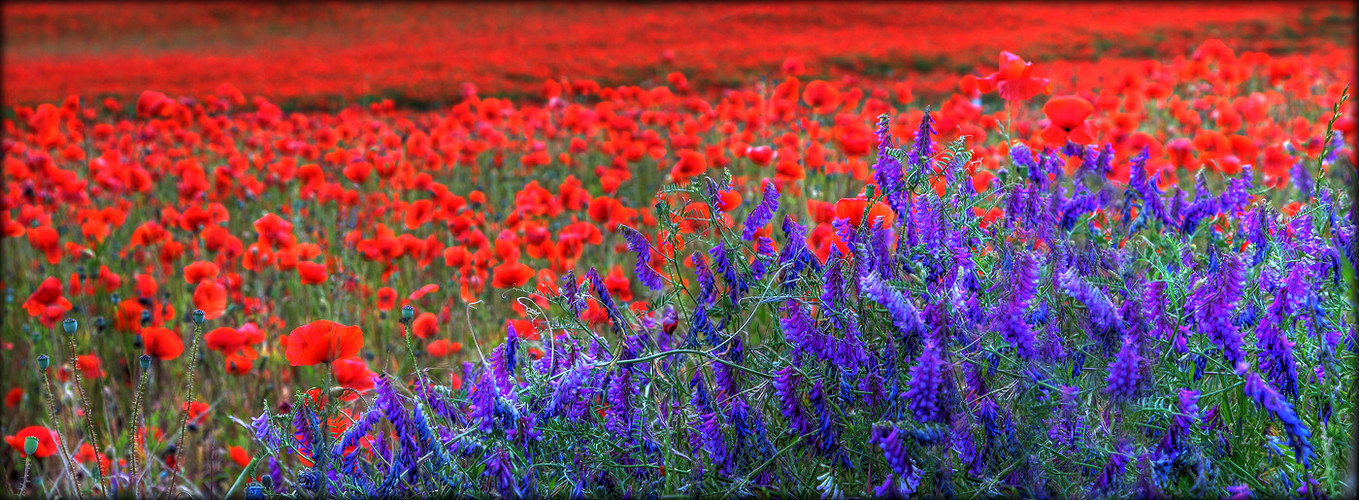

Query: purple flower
<box><xmin>710</xmin><ymin>240</ymin><xmax>747</xmax><ymax>302</ymax></box>
<box><xmin>870</xmin><ymin>423</ymin><xmax>922</xmax><ymax>497</ymax></box>
<box><xmin>743</xmin><ymin>179</ymin><xmax>780</xmax><ymax>241</ymax></box>
<box><xmin>1058</xmin><ymin>268</ymin><xmax>1123</xmax><ymax>347</ymax></box>
<box><xmin>1105</xmin><ymin>336</ymin><xmax>1143</xmax><ymax>401</ymax></box>
<box><xmin>484</xmin><ymin>447</ymin><xmax>518</xmax><ymax>498</ymax></box>
<box><xmin>251</xmin><ymin>407</ymin><xmax>281</xmax><ymax>450</ymax></box>
<box><xmin>1239</xmin><ymin>364</ymin><xmax>1314</xmax><ymax>468</ymax></box>
<box><xmin>751</xmin><ymin>236</ymin><xmax>776</xmax><ymax>282</ymax></box>
<box><xmin>621</xmin><ymin>226</ymin><xmax>663</xmax><ymax>292</ymax></box>
<box><xmin>858</xmin><ymin>271</ymin><xmax>926</xmax><ymax>344</ymax></box>
<box><xmin>691</xmin><ymin>252</ymin><xmax>717</xmax><ymax>305</ymax></box>
<box><xmin>1290</xmin><ymin>159</ymin><xmax>1314</xmax><ymax>199</ymax></box>
<box><xmin>903</xmin><ymin>340</ymin><xmax>950</xmax><ymax>423</ymax></box>
<box><xmin>560</xmin><ymin>269</ymin><xmax>584</xmax><ymax>316</ymax></box>
<box><xmin>908</xmin><ymin>107</ymin><xmax>936</xmax><ymax>174</ymax></box>
<box><xmin>605</xmin><ymin>367</ymin><xmax>633</xmax><ymax>437</ymax></box>
<box><xmin>773</xmin><ymin>366</ymin><xmax>810</xmax><ymax>435</ymax></box>
<box><xmin>1189</xmin><ymin>249</ymin><xmax>1245</xmax><ymax>365</ymax></box>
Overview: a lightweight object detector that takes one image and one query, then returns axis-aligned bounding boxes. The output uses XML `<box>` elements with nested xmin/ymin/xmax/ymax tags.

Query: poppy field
<box><xmin>2</xmin><ymin>2</ymin><xmax>1357</xmax><ymax>498</ymax></box>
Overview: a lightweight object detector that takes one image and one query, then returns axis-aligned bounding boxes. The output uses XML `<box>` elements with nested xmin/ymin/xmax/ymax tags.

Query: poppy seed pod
<box><xmin>111</xmin><ymin>293</ymin><xmax>120</xmax><ymax>304</ymax></box>
<box><xmin>37</xmin><ymin>354</ymin><xmax>49</xmax><ymax>371</ymax></box>
<box><xmin>63</xmin><ymin>318</ymin><xmax>78</xmax><ymax>334</ymax></box>
<box><xmin>140</xmin><ymin>354</ymin><xmax>152</xmax><ymax>371</ymax></box>
<box><xmin>140</xmin><ymin>310</ymin><xmax>152</xmax><ymax>326</ymax></box>
<box><xmin>24</xmin><ymin>436</ymin><xmax>38</xmax><ymax>456</ymax></box>
<box><xmin>864</xmin><ymin>184</ymin><xmax>876</xmax><ymax>199</ymax></box>
<box><xmin>402</xmin><ymin>305</ymin><xmax>414</xmax><ymax>322</ymax></box>
<box><xmin>193</xmin><ymin>309</ymin><xmax>205</xmax><ymax>325</ymax></box>
<box><xmin>94</xmin><ymin>316</ymin><xmax>106</xmax><ymax>331</ymax></box>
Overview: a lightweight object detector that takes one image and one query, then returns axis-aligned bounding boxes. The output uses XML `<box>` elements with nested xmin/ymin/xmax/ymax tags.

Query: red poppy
<box><xmin>1041</xmin><ymin>96</ymin><xmax>1095</xmax><ymax>145</ymax></box>
<box><xmin>228</xmin><ymin>445</ymin><xmax>251</xmax><ymax>467</ymax></box>
<box><xmin>183</xmin><ymin>261</ymin><xmax>219</xmax><ymax>285</ymax></box>
<box><xmin>408</xmin><ymin>283</ymin><xmax>439</xmax><ymax>301</ymax></box>
<box><xmin>76</xmin><ymin>354</ymin><xmax>105</xmax><ymax>379</ymax></box>
<box><xmin>803</xmin><ymin>80</ymin><xmax>840</xmax><ymax>114</ymax></box>
<box><xmin>376</xmin><ymin>287</ymin><xmax>397</xmax><ymax>311</ymax></box>
<box><xmin>297</xmin><ymin>261</ymin><xmax>328</xmax><ymax>285</ymax></box>
<box><xmin>285</xmin><ymin>320</ymin><xmax>364</xmax><ymax>366</ymax></box>
<box><xmin>492</xmin><ymin>261</ymin><xmax>535</xmax><ymax>289</ymax></box>
<box><xmin>976</xmin><ymin>51</ymin><xmax>1053</xmax><ymax>102</ymax></box>
<box><xmin>331</xmin><ymin>357</ymin><xmax>376</xmax><ymax>394</ymax></box>
<box><xmin>6</xmin><ymin>426</ymin><xmax>58</xmax><ymax>458</ymax></box>
<box><xmin>834</xmin><ymin>197</ymin><xmax>895</xmax><ymax>229</ymax></box>
<box><xmin>670</xmin><ymin>149</ymin><xmax>708</xmax><ymax>182</ymax></box>
<box><xmin>427</xmin><ymin>339</ymin><xmax>461</xmax><ymax>358</ymax></box>
<box><xmin>411</xmin><ymin>312</ymin><xmax>438</xmax><ymax>339</ymax></box>
<box><xmin>5</xmin><ymin>388</ymin><xmax>22</xmax><ymax>407</ymax></box>
<box><xmin>193</xmin><ymin>279</ymin><xmax>228</xmax><ymax>320</ymax></box>
<box><xmin>142</xmin><ymin>326</ymin><xmax>185</xmax><ymax>360</ymax></box>
<box><xmin>183</xmin><ymin>401</ymin><xmax>210</xmax><ymax>425</ymax></box>
<box><xmin>23</xmin><ymin>277</ymin><xmax>71</xmax><ymax>317</ymax></box>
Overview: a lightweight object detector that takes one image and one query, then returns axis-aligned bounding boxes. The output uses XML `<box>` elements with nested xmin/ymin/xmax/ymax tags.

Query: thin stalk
<box><xmin>66</xmin><ymin>331</ymin><xmax>108</xmax><ymax>493</ymax></box>
<box><xmin>42</xmin><ymin>369</ymin><xmax>86</xmax><ymax>500</ymax></box>
<box><xmin>128</xmin><ymin>362</ymin><xmax>151</xmax><ymax>497</ymax></box>
<box><xmin>168</xmin><ymin>317</ymin><xmax>205</xmax><ymax>496</ymax></box>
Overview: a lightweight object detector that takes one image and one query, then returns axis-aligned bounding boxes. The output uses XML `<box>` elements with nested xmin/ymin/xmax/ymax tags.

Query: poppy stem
<box><xmin>66</xmin><ymin>329</ymin><xmax>109</xmax><ymax>494</ymax></box>
<box><xmin>18</xmin><ymin>456</ymin><xmax>30</xmax><ymax>496</ymax></box>
<box><xmin>128</xmin><ymin>361</ymin><xmax>151</xmax><ymax>496</ymax></box>
<box><xmin>169</xmin><ymin>318</ymin><xmax>205</xmax><ymax>497</ymax></box>
<box><xmin>41</xmin><ymin>368</ymin><xmax>86</xmax><ymax>500</ymax></box>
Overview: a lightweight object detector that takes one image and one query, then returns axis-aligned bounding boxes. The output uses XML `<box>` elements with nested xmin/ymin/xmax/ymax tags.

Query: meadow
<box><xmin>2</xmin><ymin>2</ymin><xmax>1356</xmax><ymax>498</ymax></box>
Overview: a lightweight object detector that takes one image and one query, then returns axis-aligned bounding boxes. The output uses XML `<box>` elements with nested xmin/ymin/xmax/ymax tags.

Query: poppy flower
<box><xmin>193</xmin><ymin>279</ymin><xmax>228</xmax><ymax>320</ymax></box>
<box><xmin>183</xmin><ymin>261</ymin><xmax>219</xmax><ymax>285</ymax></box>
<box><xmin>331</xmin><ymin>357</ymin><xmax>376</xmax><ymax>394</ymax></box>
<box><xmin>285</xmin><ymin>320</ymin><xmax>364</xmax><ymax>366</ymax></box>
<box><xmin>23</xmin><ymin>277</ymin><xmax>71</xmax><ymax>317</ymax></box>
<box><xmin>427</xmin><ymin>339</ymin><xmax>461</xmax><ymax>358</ymax></box>
<box><xmin>376</xmin><ymin>287</ymin><xmax>397</xmax><ymax>311</ymax></box>
<box><xmin>408</xmin><ymin>283</ymin><xmax>439</xmax><ymax>301</ymax></box>
<box><xmin>224</xmin><ymin>352</ymin><xmax>253</xmax><ymax>375</ymax></box>
<box><xmin>297</xmin><ymin>261</ymin><xmax>328</xmax><ymax>285</ymax></box>
<box><xmin>183</xmin><ymin>401</ymin><xmax>210</xmax><ymax>426</ymax></box>
<box><xmin>5</xmin><ymin>388</ymin><xmax>22</xmax><ymax>408</ymax></box>
<box><xmin>492</xmin><ymin>261</ymin><xmax>535</xmax><ymax>289</ymax></box>
<box><xmin>228</xmin><ymin>446</ymin><xmax>251</xmax><ymax>467</ymax></box>
<box><xmin>142</xmin><ymin>326</ymin><xmax>185</xmax><ymax>360</ymax></box>
<box><xmin>803</xmin><ymin>80</ymin><xmax>840</xmax><ymax>114</ymax></box>
<box><xmin>76</xmin><ymin>354</ymin><xmax>105</xmax><ymax>379</ymax></box>
<box><xmin>1041</xmin><ymin>96</ymin><xmax>1095</xmax><ymax>145</ymax></box>
<box><xmin>976</xmin><ymin>51</ymin><xmax>1053</xmax><ymax>102</ymax></box>
<box><xmin>411</xmin><ymin>312</ymin><xmax>438</xmax><ymax>339</ymax></box>
<box><xmin>834</xmin><ymin>197</ymin><xmax>895</xmax><ymax>229</ymax></box>
<box><xmin>6</xmin><ymin>426</ymin><xmax>58</xmax><ymax>458</ymax></box>
<box><xmin>670</xmin><ymin>149</ymin><xmax>707</xmax><ymax>182</ymax></box>
<box><xmin>204</xmin><ymin>326</ymin><xmax>261</xmax><ymax>358</ymax></box>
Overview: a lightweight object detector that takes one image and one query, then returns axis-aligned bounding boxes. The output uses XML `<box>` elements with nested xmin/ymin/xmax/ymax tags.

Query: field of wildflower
<box><xmin>2</xmin><ymin>2</ymin><xmax>1356</xmax><ymax>498</ymax></box>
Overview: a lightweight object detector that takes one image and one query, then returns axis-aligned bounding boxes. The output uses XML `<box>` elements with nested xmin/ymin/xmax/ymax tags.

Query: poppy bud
<box><xmin>401</xmin><ymin>305</ymin><xmax>414</xmax><ymax>322</ymax></box>
<box><xmin>193</xmin><ymin>309</ymin><xmax>205</xmax><ymax>325</ymax></box>
<box><xmin>63</xmin><ymin>318</ymin><xmax>78</xmax><ymax>334</ymax></box>
<box><xmin>140</xmin><ymin>354</ymin><xmax>152</xmax><ymax>371</ymax></box>
<box><xmin>24</xmin><ymin>436</ymin><xmax>38</xmax><ymax>456</ymax></box>
<box><xmin>37</xmin><ymin>354</ymin><xmax>49</xmax><ymax>371</ymax></box>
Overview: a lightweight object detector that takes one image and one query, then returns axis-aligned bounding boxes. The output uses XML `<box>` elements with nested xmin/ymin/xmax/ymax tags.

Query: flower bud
<box><xmin>140</xmin><ymin>354</ymin><xmax>152</xmax><ymax>371</ymax></box>
<box><xmin>24</xmin><ymin>436</ymin><xmax>38</xmax><ymax>456</ymax></box>
<box><xmin>63</xmin><ymin>318</ymin><xmax>78</xmax><ymax>334</ymax></box>
<box><xmin>193</xmin><ymin>309</ymin><xmax>205</xmax><ymax>325</ymax></box>
<box><xmin>37</xmin><ymin>354</ymin><xmax>49</xmax><ymax>371</ymax></box>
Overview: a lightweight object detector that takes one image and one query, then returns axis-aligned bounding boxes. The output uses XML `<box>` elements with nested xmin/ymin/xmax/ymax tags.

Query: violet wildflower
<box><xmin>1290</xmin><ymin>159</ymin><xmax>1314</xmax><ymax>200</ymax></box>
<box><xmin>742</xmin><ymin>179</ymin><xmax>780</xmax><ymax>241</ymax></box>
<box><xmin>251</xmin><ymin>406</ymin><xmax>281</xmax><ymax>450</ymax></box>
<box><xmin>870</xmin><ymin>423</ymin><xmax>922</xmax><ymax>497</ymax></box>
<box><xmin>773</xmin><ymin>366</ymin><xmax>810</xmax><ymax>435</ymax></box>
<box><xmin>908</xmin><ymin>107</ymin><xmax>936</xmax><ymax>174</ymax></box>
<box><xmin>691</xmin><ymin>252</ymin><xmax>717</xmax><ymax>305</ymax></box>
<box><xmin>1058</xmin><ymin>267</ymin><xmax>1123</xmax><ymax>349</ymax></box>
<box><xmin>485</xmin><ymin>447</ymin><xmax>519</xmax><ymax>498</ymax></box>
<box><xmin>903</xmin><ymin>340</ymin><xmax>950</xmax><ymax>424</ymax></box>
<box><xmin>710</xmin><ymin>240</ymin><xmax>747</xmax><ymax>302</ymax></box>
<box><xmin>1238</xmin><ymin>364</ymin><xmax>1314</xmax><ymax>468</ymax></box>
<box><xmin>622</xmin><ymin>226</ymin><xmax>663</xmax><ymax>292</ymax></box>
<box><xmin>858</xmin><ymin>271</ymin><xmax>926</xmax><ymax>344</ymax></box>
<box><xmin>1105</xmin><ymin>336</ymin><xmax>1143</xmax><ymax>401</ymax></box>
<box><xmin>560</xmin><ymin>269</ymin><xmax>584</xmax><ymax>316</ymax></box>
<box><xmin>1189</xmin><ymin>249</ymin><xmax>1245</xmax><ymax>365</ymax></box>
<box><xmin>605</xmin><ymin>367</ymin><xmax>634</xmax><ymax>437</ymax></box>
